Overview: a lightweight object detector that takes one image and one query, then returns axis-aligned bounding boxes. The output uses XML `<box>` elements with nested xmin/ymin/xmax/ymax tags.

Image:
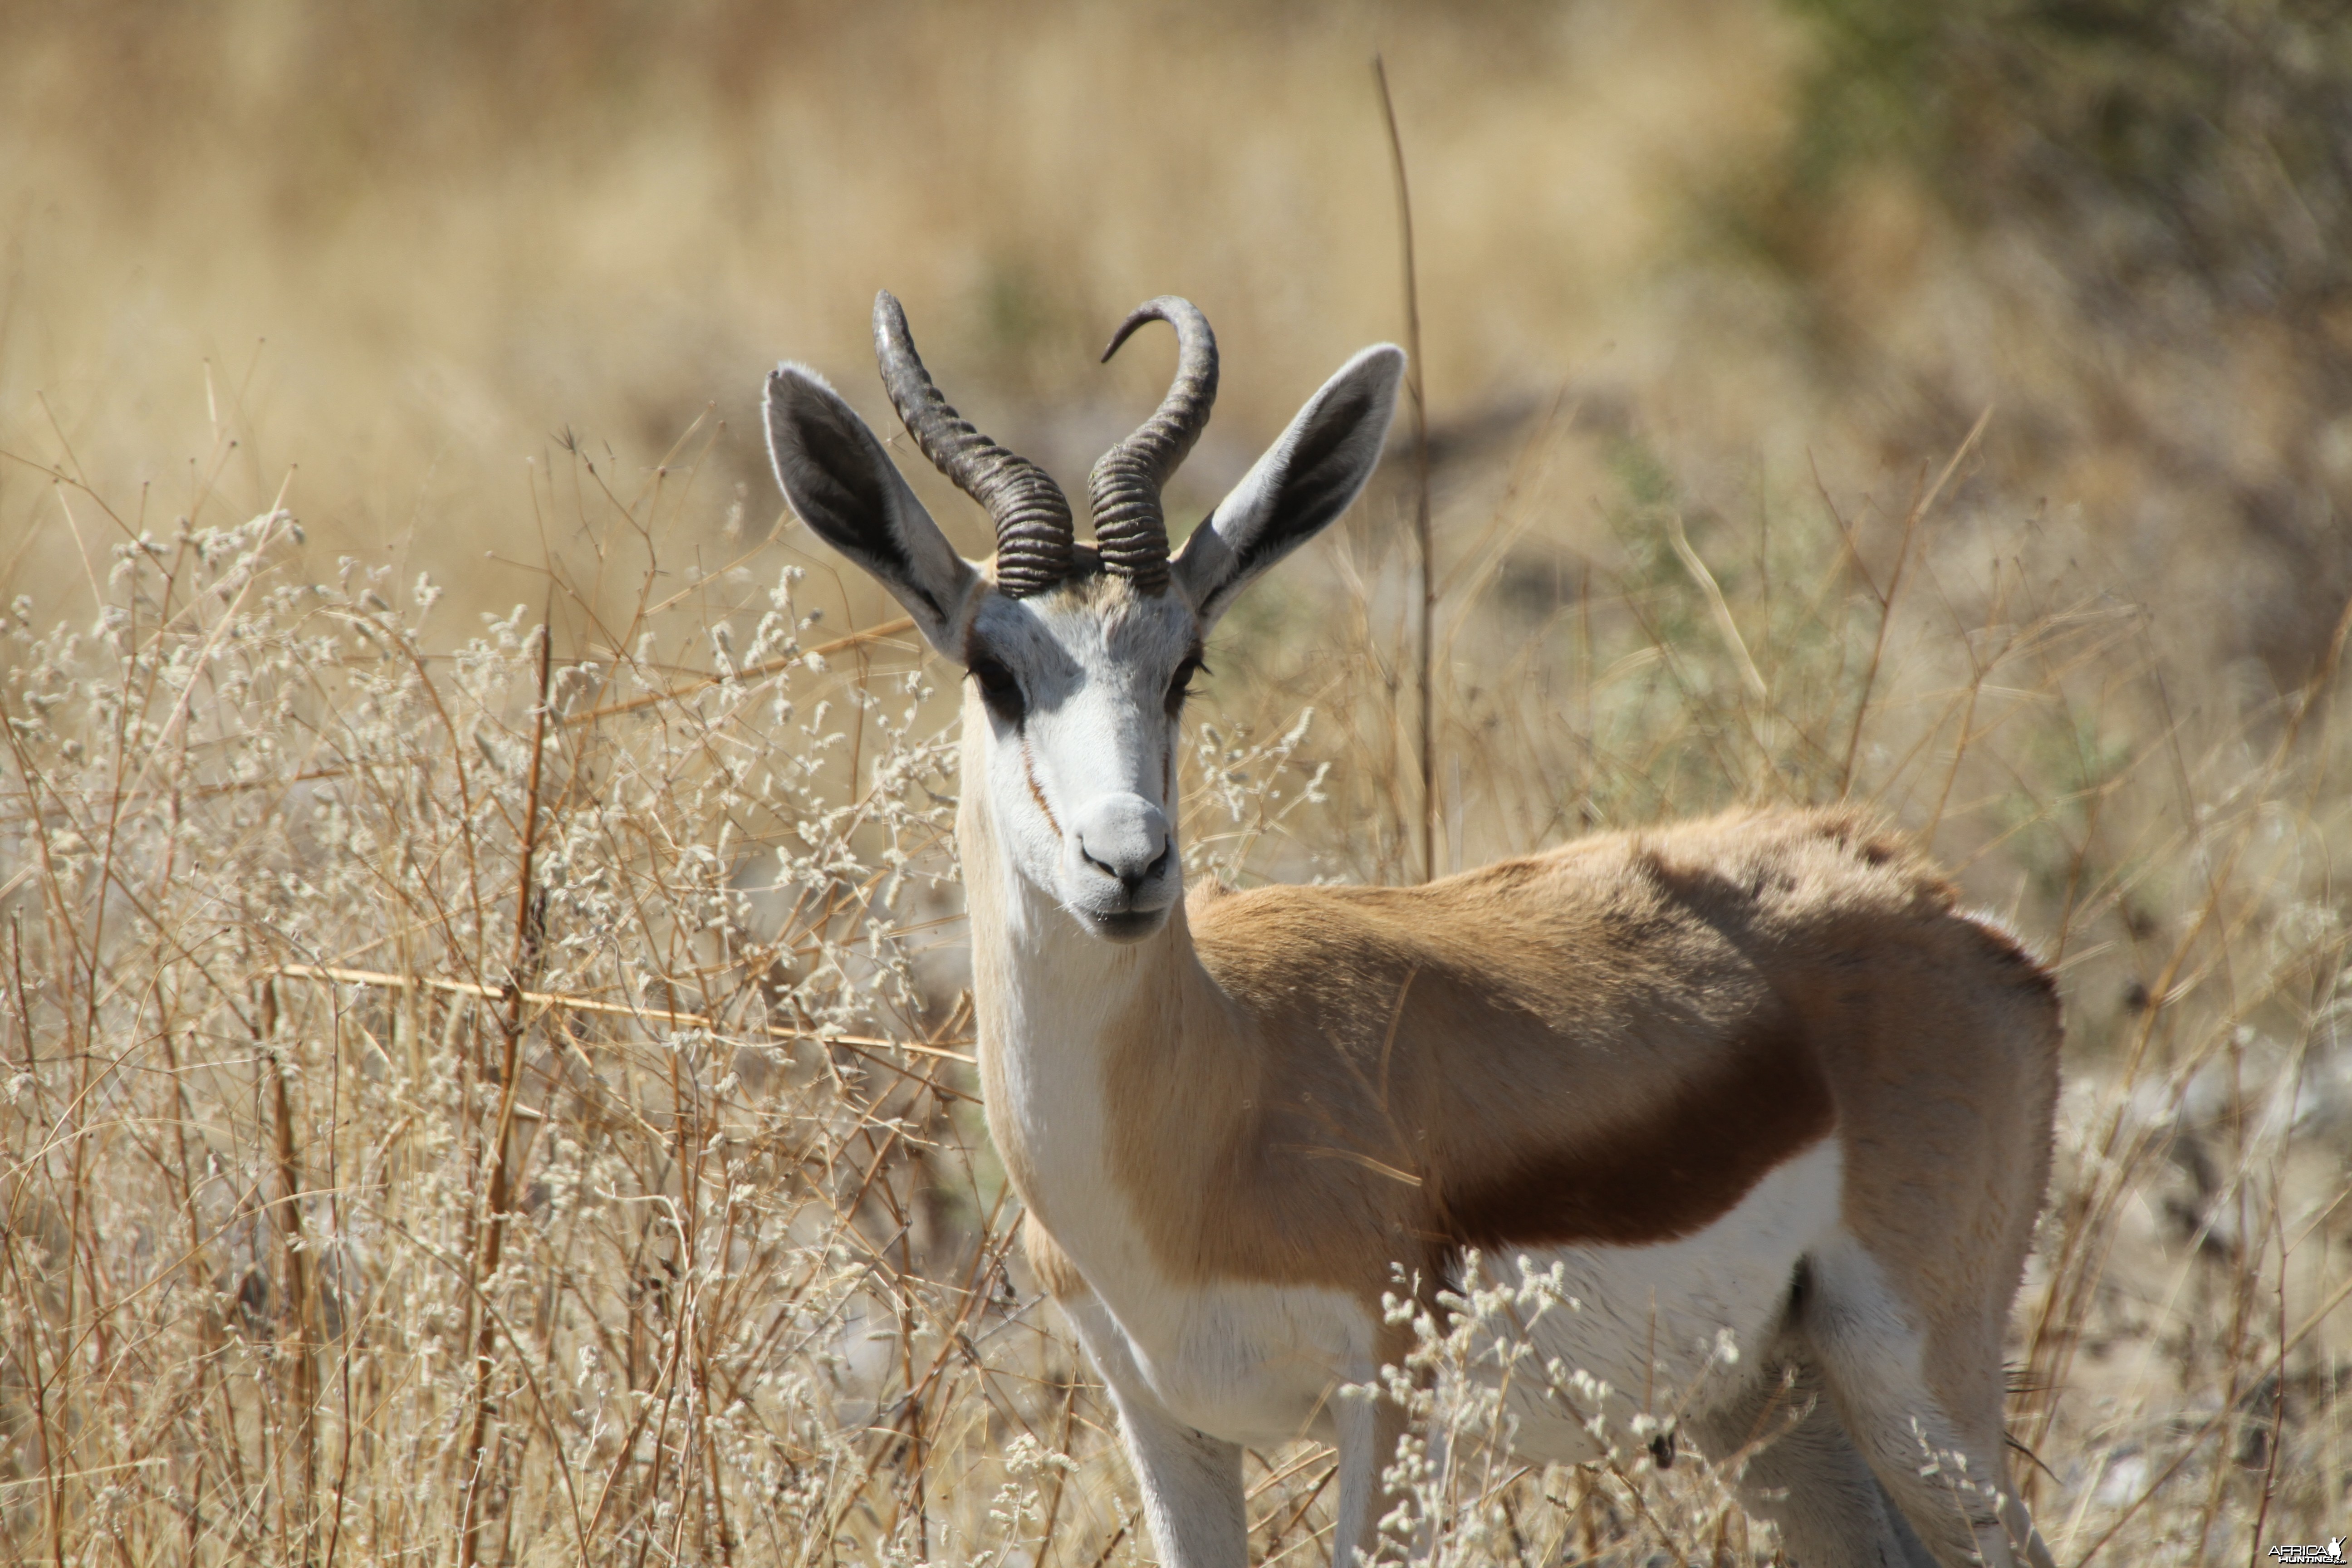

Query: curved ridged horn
<box><xmin>1089</xmin><ymin>297</ymin><xmax>1219</xmax><ymax>594</ymax></box>
<box><xmin>873</xmin><ymin>290</ymin><xmax>1073</xmax><ymax>598</ymax></box>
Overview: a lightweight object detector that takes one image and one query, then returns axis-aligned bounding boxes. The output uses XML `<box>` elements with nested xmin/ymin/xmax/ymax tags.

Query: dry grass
<box><xmin>5</xmin><ymin>4</ymin><xmax>2351</xmax><ymax>1565</ymax></box>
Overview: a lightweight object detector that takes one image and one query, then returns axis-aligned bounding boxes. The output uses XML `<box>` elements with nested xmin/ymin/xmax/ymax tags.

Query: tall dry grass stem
<box><xmin>1372</xmin><ymin>54</ymin><xmax>1436</xmax><ymax>885</ymax></box>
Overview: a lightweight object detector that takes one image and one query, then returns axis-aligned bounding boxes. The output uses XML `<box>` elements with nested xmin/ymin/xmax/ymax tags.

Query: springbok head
<box><xmin>763</xmin><ymin>293</ymin><xmax>1402</xmax><ymax>942</ymax></box>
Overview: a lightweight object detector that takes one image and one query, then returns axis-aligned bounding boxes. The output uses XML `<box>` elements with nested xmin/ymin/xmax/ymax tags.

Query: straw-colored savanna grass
<box><xmin>5</xmin><ymin>4</ymin><xmax>2349</xmax><ymax>1565</ymax></box>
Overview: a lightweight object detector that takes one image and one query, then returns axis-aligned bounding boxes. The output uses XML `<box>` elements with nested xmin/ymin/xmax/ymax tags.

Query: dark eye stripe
<box><xmin>1165</xmin><ymin>651</ymin><xmax>1207</xmax><ymax>714</ymax></box>
<box><xmin>969</xmin><ymin>653</ymin><xmax>1027</xmax><ymax>724</ymax></box>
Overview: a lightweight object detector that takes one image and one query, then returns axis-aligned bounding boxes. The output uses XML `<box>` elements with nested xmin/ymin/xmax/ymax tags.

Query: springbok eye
<box><xmin>969</xmin><ymin>656</ymin><xmax>1027</xmax><ymax>724</ymax></box>
<box><xmin>1165</xmin><ymin>655</ymin><xmax>1206</xmax><ymax>716</ymax></box>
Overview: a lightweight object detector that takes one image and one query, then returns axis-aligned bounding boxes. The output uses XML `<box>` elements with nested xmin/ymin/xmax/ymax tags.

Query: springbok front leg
<box><xmin>1328</xmin><ymin>1383</ymin><xmax>1413</xmax><ymax>1568</ymax></box>
<box><xmin>1112</xmin><ymin>1396</ymin><xmax>1247</xmax><ymax>1568</ymax></box>
<box><xmin>1061</xmin><ymin>1292</ymin><xmax>1248</xmax><ymax>1568</ymax></box>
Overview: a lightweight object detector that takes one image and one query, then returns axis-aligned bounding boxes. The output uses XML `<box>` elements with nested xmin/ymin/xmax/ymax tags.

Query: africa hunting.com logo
<box><xmin>2266</xmin><ymin>1539</ymin><xmax>2345</xmax><ymax>1564</ymax></box>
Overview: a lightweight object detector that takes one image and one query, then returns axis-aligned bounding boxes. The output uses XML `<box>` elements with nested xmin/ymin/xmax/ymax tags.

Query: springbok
<box><xmin>761</xmin><ymin>293</ymin><xmax>2062</xmax><ymax>1568</ymax></box>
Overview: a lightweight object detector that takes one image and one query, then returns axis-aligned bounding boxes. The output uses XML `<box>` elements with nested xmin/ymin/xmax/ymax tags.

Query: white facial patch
<box><xmin>965</xmin><ymin>577</ymin><xmax>1202</xmax><ymax>939</ymax></box>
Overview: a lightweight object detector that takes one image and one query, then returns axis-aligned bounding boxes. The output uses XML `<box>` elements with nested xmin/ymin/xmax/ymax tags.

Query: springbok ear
<box><xmin>764</xmin><ymin>364</ymin><xmax>980</xmax><ymax>655</ymax></box>
<box><xmin>1171</xmin><ymin>343</ymin><xmax>1403</xmax><ymax>626</ymax></box>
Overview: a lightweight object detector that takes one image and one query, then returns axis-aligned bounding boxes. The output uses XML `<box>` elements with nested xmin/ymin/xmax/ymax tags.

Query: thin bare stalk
<box><xmin>1374</xmin><ymin>54</ymin><xmax>1436</xmax><ymax>884</ymax></box>
<box><xmin>1837</xmin><ymin>406</ymin><xmax>1990</xmax><ymax>796</ymax></box>
<box><xmin>261</xmin><ymin>977</ymin><xmax>320</xmax><ymax>1553</ymax></box>
<box><xmin>461</xmin><ymin>607</ymin><xmax>555</xmax><ymax>1568</ymax></box>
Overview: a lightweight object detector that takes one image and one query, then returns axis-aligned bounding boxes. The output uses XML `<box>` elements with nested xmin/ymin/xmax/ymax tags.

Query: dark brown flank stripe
<box><xmin>1427</xmin><ymin>1012</ymin><xmax>1836</xmax><ymax>1264</ymax></box>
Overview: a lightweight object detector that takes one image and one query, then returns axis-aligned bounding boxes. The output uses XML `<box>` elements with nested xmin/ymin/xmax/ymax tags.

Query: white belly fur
<box><xmin>1055</xmin><ymin>1137</ymin><xmax>1845</xmax><ymax>1459</ymax></box>
<box><xmin>1475</xmin><ymin>1135</ymin><xmax>1845</xmax><ymax>1463</ymax></box>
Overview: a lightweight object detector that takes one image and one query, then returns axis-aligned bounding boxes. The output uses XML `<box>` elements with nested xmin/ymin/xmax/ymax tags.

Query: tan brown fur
<box><xmin>1023</xmin><ymin>1210</ymin><xmax>1086</xmax><ymax>1301</ymax></box>
<box><xmin>1007</xmin><ymin>808</ymin><xmax>2062</xmax><ymax>1378</ymax></box>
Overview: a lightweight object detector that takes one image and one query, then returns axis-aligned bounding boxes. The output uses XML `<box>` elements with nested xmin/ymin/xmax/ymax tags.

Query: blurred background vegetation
<box><xmin>7</xmin><ymin>0</ymin><xmax>2343</xmax><ymax>688</ymax></box>
<box><xmin>5</xmin><ymin>2</ymin><xmax>2352</xmax><ymax>1564</ymax></box>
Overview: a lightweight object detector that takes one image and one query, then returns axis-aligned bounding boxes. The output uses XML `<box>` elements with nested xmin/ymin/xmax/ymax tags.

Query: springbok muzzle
<box><xmin>1070</xmin><ymin>794</ymin><xmax>1173</xmax><ymax>900</ymax></box>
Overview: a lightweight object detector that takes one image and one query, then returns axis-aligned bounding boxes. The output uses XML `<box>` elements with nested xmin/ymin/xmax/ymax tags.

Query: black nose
<box><xmin>1072</xmin><ymin>795</ymin><xmax>1172</xmax><ymax>897</ymax></box>
<box><xmin>1084</xmin><ymin>841</ymin><xmax>1174</xmax><ymax>897</ymax></box>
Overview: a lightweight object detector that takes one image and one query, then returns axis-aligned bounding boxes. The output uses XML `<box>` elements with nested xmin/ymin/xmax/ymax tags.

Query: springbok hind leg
<box><xmin>1801</xmin><ymin>1244</ymin><xmax>2055</xmax><ymax>1568</ymax></box>
<box><xmin>1689</xmin><ymin>1358</ymin><xmax>1936</xmax><ymax>1568</ymax></box>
